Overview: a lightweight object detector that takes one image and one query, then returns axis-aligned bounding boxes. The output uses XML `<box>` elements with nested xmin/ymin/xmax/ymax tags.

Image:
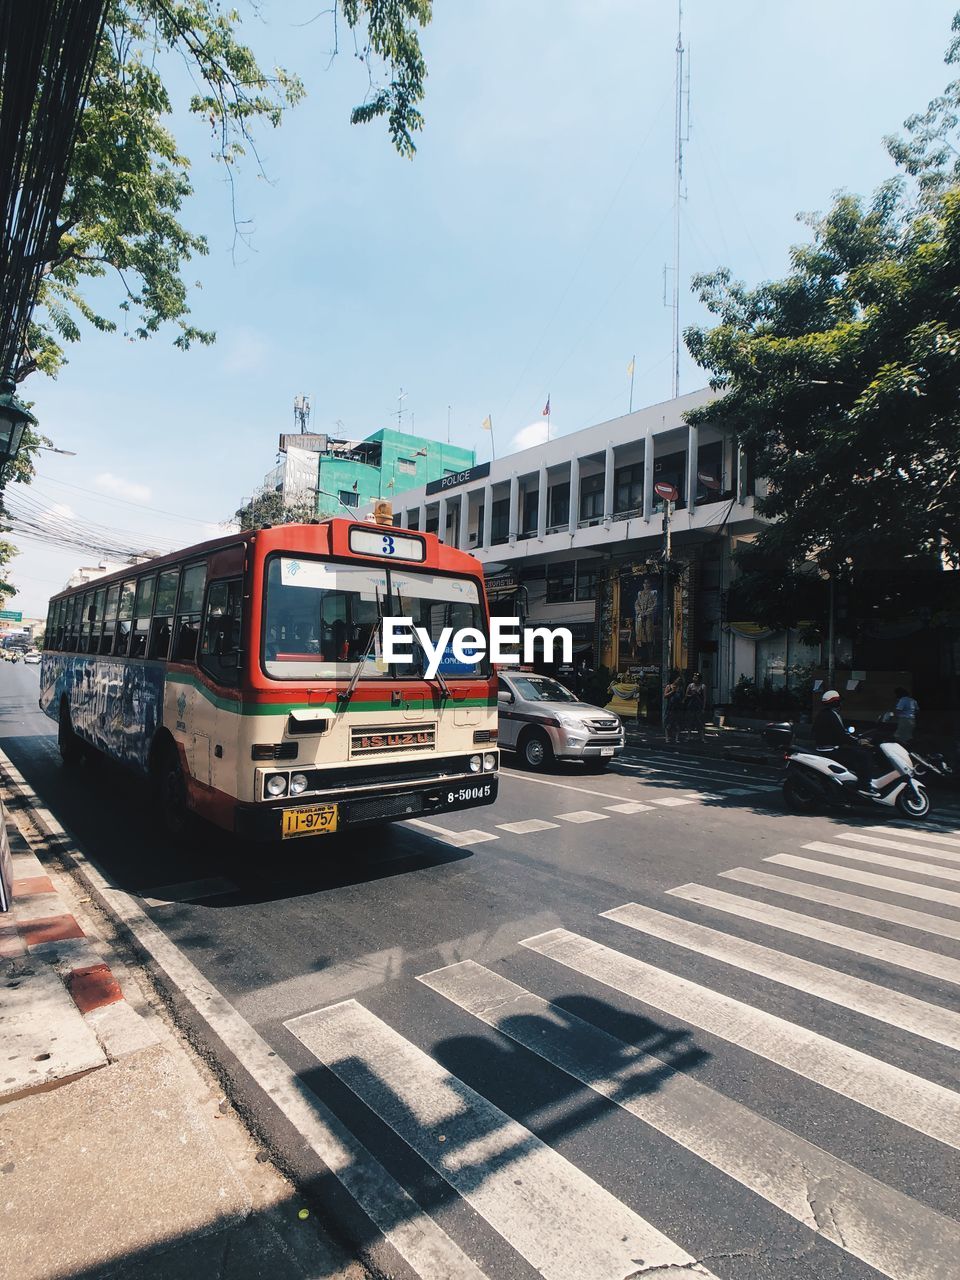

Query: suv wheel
<box><xmin>521</xmin><ymin>729</ymin><xmax>553</xmax><ymax>771</ymax></box>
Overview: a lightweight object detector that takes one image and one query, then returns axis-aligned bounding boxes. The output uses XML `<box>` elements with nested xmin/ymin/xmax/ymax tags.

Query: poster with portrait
<box><xmin>618</xmin><ymin>568</ymin><xmax>662</xmax><ymax>666</ymax></box>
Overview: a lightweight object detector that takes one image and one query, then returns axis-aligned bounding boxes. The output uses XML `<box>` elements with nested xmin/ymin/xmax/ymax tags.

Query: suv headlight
<box><xmin>556</xmin><ymin>713</ymin><xmax>583</xmax><ymax>730</ymax></box>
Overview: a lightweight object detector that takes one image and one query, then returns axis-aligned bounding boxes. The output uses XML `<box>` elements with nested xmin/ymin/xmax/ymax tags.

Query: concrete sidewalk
<box><xmin>0</xmin><ymin>799</ymin><xmax>365</xmax><ymax>1280</ymax></box>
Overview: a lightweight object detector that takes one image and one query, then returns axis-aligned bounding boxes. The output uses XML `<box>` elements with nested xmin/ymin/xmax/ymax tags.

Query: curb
<box><xmin>1</xmin><ymin>777</ymin><xmax>160</xmax><ymax>1072</ymax></box>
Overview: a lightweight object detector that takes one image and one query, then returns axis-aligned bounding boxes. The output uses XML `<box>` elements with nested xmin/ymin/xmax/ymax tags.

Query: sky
<box><xmin>9</xmin><ymin>0</ymin><xmax>959</xmax><ymax>617</ymax></box>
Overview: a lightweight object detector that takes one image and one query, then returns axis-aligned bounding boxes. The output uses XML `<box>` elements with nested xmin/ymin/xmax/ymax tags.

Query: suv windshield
<box><xmin>510</xmin><ymin>675</ymin><xmax>577</xmax><ymax>703</ymax></box>
<box><xmin>263</xmin><ymin>556</ymin><xmax>489</xmax><ymax>681</ymax></box>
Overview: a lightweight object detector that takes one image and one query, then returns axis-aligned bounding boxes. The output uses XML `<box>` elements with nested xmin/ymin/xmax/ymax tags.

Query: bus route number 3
<box><xmin>381</xmin><ymin>535</ymin><xmax>396</xmax><ymax>555</ymax></box>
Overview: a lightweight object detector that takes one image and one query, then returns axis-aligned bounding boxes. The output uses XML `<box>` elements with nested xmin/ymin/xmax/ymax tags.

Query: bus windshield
<box><xmin>263</xmin><ymin>556</ymin><xmax>489</xmax><ymax>680</ymax></box>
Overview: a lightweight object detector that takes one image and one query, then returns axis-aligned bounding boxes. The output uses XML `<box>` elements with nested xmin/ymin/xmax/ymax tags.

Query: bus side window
<box><xmin>149</xmin><ymin>568</ymin><xmax>180</xmax><ymax>660</ymax></box>
<box><xmin>199</xmin><ymin>578</ymin><xmax>242</xmax><ymax>688</ymax></box>
<box><xmin>172</xmin><ymin>562</ymin><xmax>206</xmax><ymax>663</ymax></box>
<box><xmin>115</xmin><ymin>580</ymin><xmax>136</xmax><ymax>656</ymax></box>
<box><xmin>100</xmin><ymin>584</ymin><xmax>120</xmax><ymax>655</ymax></box>
<box><xmin>131</xmin><ymin>576</ymin><xmax>156</xmax><ymax>659</ymax></box>
<box><xmin>79</xmin><ymin>591</ymin><xmax>94</xmax><ymax>652</ymax></box>
<box><xmin>89</xmin><ymin>588</ymin><xmax>106</xmax><ymax>654</ymax></box>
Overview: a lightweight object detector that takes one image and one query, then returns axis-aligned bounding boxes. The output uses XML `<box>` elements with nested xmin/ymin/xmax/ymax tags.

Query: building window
<box><xmin>546</xmin><ymin>561</ymin><xmax>575</xmax><ymax>603</ymax></box>
<box><xmin>491</xmin><ymin>498</ymin><xmax>509</xmax><ymax>545</ymax></box>
<box><xmin>521</xmin><ymin>488</ymin><xmax>538</xmax><ymax>536</ymax></box>
<box><xmin>579</xmin><ymin>473</ymin><xmax>604</xmax><ymax>521</ymax></box>
<box><xmin>338</xmin><ymin>490</ymin><xmax>360</xmax><ymax>508</ymax></box>
<box><xmin>614</xmin><ymin>462</ymin><xmax>644</xmax><ymax>513</ymax></box>
<box><xmin>548</xmin><ymin>482</ymin><xmax>569</xmax><ymax>528</ymax></box>
<box><xmin>576</xmin><ymin>563</ymin><xmax>598</xmax><ymax>601</ymax></box>
<box><xmin>397</xmin><ymin>457</ymin><xmax>417</xmax><ymax>475</ymax></box>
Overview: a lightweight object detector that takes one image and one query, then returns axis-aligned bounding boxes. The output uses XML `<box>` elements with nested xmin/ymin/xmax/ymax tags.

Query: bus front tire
<box><xmin>155</xmin><ymin>742</ymin><xmax>190</xmax><ymax>841</ymax></box>
<box><xmin>58</xmin><ymin>703</ymin><xmax>84</xmax><ymax>767</ymax></box>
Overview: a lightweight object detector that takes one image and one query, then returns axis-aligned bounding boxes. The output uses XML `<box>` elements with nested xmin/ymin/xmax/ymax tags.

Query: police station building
<box><xmin>369</xmin><ymin>390</ymin><xmax>795</xmax><ymax>711</ymax></box>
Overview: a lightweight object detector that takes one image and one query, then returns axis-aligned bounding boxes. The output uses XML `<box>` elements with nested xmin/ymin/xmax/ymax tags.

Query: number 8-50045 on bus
<box><xmin>39</xmin><ymin>516</ymin><xmax>498</xmax><ymax>841</ymax></box>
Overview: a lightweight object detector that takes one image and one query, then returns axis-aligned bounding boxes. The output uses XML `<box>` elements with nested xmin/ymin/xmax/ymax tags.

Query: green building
<box><xmin>314</xmin><ymin>429</ymin><xmax>475</xmax><ymax>519</ymax></box>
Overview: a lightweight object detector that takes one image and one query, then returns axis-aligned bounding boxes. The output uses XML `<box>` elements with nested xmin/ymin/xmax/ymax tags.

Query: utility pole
<box><xmin>665</xmin><ymin>1</ymin><xmax>690</xmax><ymax>400</ymax></box>
<box><xmin>661</xmin><ymin>498</ymin><xmax>674</xmax><ymax>687</ymax></box>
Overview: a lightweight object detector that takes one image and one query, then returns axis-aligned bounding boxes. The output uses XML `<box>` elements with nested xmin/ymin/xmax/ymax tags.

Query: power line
<box><xmin>33</xmin><ymin>473</ymin><xmax>217</xmax><ymax>525</ymax></box>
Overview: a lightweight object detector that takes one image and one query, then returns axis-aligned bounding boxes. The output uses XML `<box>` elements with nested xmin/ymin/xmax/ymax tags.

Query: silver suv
<box><xmin>497</xmin><ymin>670</ymin><xmax>625</xmax><ymax>771</ymax></box>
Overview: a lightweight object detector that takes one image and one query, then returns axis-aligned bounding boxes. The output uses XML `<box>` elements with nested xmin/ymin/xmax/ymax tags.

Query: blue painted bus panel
<box><xmin>40</xmin><ymin>655</ymin><xmax>165</xmax><ymax>773</ymax></box>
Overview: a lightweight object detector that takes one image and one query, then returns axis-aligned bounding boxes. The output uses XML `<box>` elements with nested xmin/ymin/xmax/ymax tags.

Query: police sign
<box><xmin>424</xmin><ymin>461</ymin><xmax>491</xmax><ymax>495</ymax></box>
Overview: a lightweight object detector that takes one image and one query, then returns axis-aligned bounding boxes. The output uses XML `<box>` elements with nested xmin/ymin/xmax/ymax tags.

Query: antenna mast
<box><xmin>669</xmin><ymin>1</ymin><xmax>690</xmax><ymax>399</ymax></box>
<box><xmin>293</xmin><ymin>394</ymin><xmax>311</xmax><ymax>434</ymax></box>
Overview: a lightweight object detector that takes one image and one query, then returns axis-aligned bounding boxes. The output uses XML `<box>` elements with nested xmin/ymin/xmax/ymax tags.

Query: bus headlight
<box><xmin>469</xmin><ymin>754</ymin><xmax>482</xmax><ymax>773</ymax></box>
<box><xmin>266</xmin><ymin>774</ymin><xmax>288</xmax><ymax>797</ymax></box>
<box><xmin>289</xmin><ymin>773</ymin><xmax>308</xmax><ymax>796</ymax></box>
<box><xmin>483</xmin><ymin>753</ymin><xmax>497</xmax><ymax>771</ymax></box>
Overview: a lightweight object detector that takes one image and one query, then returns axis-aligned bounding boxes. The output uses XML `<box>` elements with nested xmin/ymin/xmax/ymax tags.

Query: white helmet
<box><xmin>821</xmin><ymin>689</ymin><xmax>841</xmax><ymax>704</ymax></box>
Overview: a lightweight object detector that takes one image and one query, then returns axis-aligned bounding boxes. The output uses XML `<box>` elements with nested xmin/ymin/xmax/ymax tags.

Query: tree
<box><xmin>235</xmin><ymin>489</ymin><xmax>315</xmax><ymax>529</ymax></box>
<box><xmin>20</xmin><ymin>0</ymin><xmax>431</xmax><ymax>387</ymax></box>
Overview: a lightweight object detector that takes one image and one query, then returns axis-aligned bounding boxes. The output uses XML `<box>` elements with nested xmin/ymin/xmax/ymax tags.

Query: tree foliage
<box><xmin>235</xmin><ymin>488</ymin><xmax>315</xmax><ymax>530</ymax></box>
<box><xmin>21</xmin><ymin>0</ymin><xmax>431</xmax><ymax>386</ymax></box>
<box><xmin>685</xmin><ymin>14</ymin><xmax>960</xmax><ymax>628</ymax></box>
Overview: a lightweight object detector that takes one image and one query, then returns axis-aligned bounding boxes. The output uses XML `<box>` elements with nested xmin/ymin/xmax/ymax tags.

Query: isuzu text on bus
<box><xmin>39</xmin><ymin>514</ymin><xmax>498</xmax><ymax>841</ymax></box>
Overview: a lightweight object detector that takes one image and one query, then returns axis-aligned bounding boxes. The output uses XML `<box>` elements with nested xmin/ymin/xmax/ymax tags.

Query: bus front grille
<box><xmin>343</xmin><ymin>792</ymin><xmax>425</xmax><ymax>823</ymax></box>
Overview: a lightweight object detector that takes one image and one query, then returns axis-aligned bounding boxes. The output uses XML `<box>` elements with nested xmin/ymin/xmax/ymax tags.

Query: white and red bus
<box><xmin>39</xmin><ymin>517</ymin><xmax>498</xmax><ymax>840</ymax></box>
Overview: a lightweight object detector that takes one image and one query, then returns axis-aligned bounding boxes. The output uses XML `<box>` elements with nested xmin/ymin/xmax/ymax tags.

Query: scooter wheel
<box><xmin>783</xmin><ymin>773</ymin><xmax>820</xmax><ymax>813</ymax></box>
<box><xmin>896</xmin><ymin>784</ymin><xmax>930</xmax><ymax>819</ymax></box>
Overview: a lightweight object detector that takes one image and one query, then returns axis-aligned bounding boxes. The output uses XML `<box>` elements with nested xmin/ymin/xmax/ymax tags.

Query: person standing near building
<box><xmin>683</xmin><ymin>672</ymin><xmax>707</xmax><ymax>742</ymax></box>
<box><xmin>663</xmin><ymin>673</ymin><xmax>684</xmax><ymax>744</ymax></box>
<box><xmin>893</xmin><ymin>686</ymin><xmax>919</xmax><ymax>744</ymax></box>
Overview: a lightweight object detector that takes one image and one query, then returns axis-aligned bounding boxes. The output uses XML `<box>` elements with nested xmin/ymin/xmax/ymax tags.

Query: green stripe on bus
<box><xmin>164</xmin><ymin>673</ymin><xmax>495</xmax><ymax>715</ymax></box>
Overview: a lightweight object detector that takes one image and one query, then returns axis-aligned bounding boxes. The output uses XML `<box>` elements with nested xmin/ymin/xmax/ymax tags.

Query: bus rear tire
<box><xmin>155</xmin><ymin>742</ymin><xmax>191</xmax><ymax>842</ymax></box>
<box><xmin>58</xmin><ymin>702</ymin><xmax>83</xmax><ymax>767</ymax></box>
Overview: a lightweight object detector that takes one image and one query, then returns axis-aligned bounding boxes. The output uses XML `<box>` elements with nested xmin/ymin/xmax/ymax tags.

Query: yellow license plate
<box><xmin>281</xmin><ymin>803</ymin><xmax>339</xmax><ymax>839</ymax></box>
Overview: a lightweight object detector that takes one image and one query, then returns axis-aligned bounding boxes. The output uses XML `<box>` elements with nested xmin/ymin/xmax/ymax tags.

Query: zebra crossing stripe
<box><xmin>834</xmin><ymin>833</ymin><xmax>960</xmax><ymax>864</ymax></box>
<box><xmin>666</xmin><ymin>883</ymin><xmax>960</xmax><ymax>987</ymax></box>
<box><xmin>496</xmin><ymin>819</ymin><xmax>559</xmax><ymax>834</ymax></box>
<box><xmin>520</xmin><ymin>928</ymin><xmax>960</xmax><ymax>1150</ymax></box>
<box><xmin>718</xmin><ymin>865</ymin><xmax>960</xmax><ymax>943</ymax></box>
<box><xmin>802</xmin><ymin>841</ymin><xmax>960</xmax><ymax>884</ymax></box>
<box><xmin>873</xmin><ymin>825</ymin><xmax>960</xmax><ymax>849</ymax></box>
<box><xmin>406</xmin><ymin>819</ymin><xmax>498</xmax><ymax>847</ymax></box>
<box><xmin>767</xmin><ymin>853</ymin><xmax>960</xmax><ymax>910</ymax></box>
<box><xmin>603</xmin><ymin>901</ymin><xmax>960</xmax><ymax>1052</ymax></box>
<box><xmin>604</xmin><ymin>801</ymin><xmax>654</xmax><ymax>814</ymax></box>
<box><xmin>285</xmin><ymin>999</ymin><xmax>718</xmax><ymax>1280</ymax></box>
<box><xmin>418</xmin><ymin>959</ymin><xmax>960</xmax><ymax>1280</ymax></box>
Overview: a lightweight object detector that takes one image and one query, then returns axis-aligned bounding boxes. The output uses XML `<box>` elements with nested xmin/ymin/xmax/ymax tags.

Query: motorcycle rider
<box><xmin>813</xmin><ymin>689</ymin><xmax>878</xmax><ymax>793</ymax></box>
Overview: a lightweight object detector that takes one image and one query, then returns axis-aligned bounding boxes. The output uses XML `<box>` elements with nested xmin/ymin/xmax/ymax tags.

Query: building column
<box><xmin>643</xmin><ymin>433</ymin><xmax>654</xmax><ymax>521</ymax></box>
<box><xmin>438</xmin><ymin>495</ymin><xmax>448</xmax><ymax>543</ymax></box>
<box><xmin>537</xmin><ymin>462</ymin><xmax>547</xmax><ymax>540</ymax></box>
<box><xmin>508</xmin><ymin>473</ymin><xmax>519</xmax><ymax>544</ymax></box>
<box><xmin>568</xmin><ymin>456</ymin><xmax>580</xmax><ymax>534</ymax></box>
<box><xmin>482</xmin><ymin>482</ymin><xmax>493</xmax><ymax>548</ymax></box>
<box><xmin>399</xmin><ymin>507</ymin><xmax>409</xmax><ymax>529</ymax></box>
<box><xmin>459</xmin><ymin>495</ymin><xmax>472</xmax><ymax>550</ymax></box>
<box><xmin>686</xmin><ymin>422</ymin><xmax>699</xmax><ymax>514</ymax></box>
<box><xmin>418</xmin><ymin>500</ymin><xmax>427</xmax><ymax>533</ymax></box>
<box><xmin>603</xmin><ymin>442</ymin><xmax>615</xmax><ymax>525</ymax></box>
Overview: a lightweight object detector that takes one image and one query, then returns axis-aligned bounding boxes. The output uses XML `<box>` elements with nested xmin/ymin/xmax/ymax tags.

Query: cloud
<box><xmin>46</xmin><ymin>502</ymin><xmax>76</xmax><ymax>521</ymax></box>
<box><xmin>95</xmin><ymin>472</ymin><xmax>152</xmax><ymax>502</ymax></box>
<box><xmin>510</xmin><ymin>421</ymin><xmax>550</xmax><ymax>453</ymax></box>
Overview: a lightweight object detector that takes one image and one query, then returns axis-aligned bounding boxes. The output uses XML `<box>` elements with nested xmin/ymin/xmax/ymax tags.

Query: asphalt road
<box><xmin>3</xmin><ymin>660</ymin><xmax>959</xmax><ymax>1280</ymax></box>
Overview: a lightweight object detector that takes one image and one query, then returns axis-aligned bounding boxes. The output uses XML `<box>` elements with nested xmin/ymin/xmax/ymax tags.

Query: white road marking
<box><xmin>555</xmin><ymin>810</ymin><xmax>608</xmax><ymax>824</ymax></box>
<box><xmin>604</xmin><ymin>801</ymin><xmax>654</xmax><ymax>814</ymax></box>
<box><xmin>286</xmin><ymin>999</ymin><xmax>717</xmax><ymax>1280</ymax></box>
<box><xmin>719</xmin><ymin>866</ymin><xmax>960</xmax><ymax>943</ymax></box>
<box><xmin>767</xmin><ymin>853</ymin><xmax>960</xmax><ymax>910</ymax></box>
<box><xmin>604</xmin><ymin>900</ymin><xmax>960</xmax><ymax>1052</ymax></box>
<box><xmin>406</xmin><ymin>818</ymin><xmax>498</xmax><ymax>847</ymax></box>
<box><xmin>876</xmin><ymin>825</ymin><xmax>960</xmax><ymax>848</ymax></box>
<box><xmin>618</xmin><ymin>753</ymin><xmax>777</xmax><ymax>784</ymax></box>
<box><xmin>141</xmin><ymin>876</ymin><xmax>238</xmax><ymax>907</ymax></box>
<box><xmin>498</xmin><ymin>770</ymin><xmax>638</xmax><ymax>801</ymax></box>
<box><xmin>667</xmin><ymin>882</ymin><xmax>960</xmax><ymax>987</ymax></box>
<box><xmin>419</xmin><ymin>959</ymin><xmax>960</xmax><ymax>1280</ymax></box>
<box><xmin>0</xmin><ymin>754</ymin><xmax>487</xmax><ymax>1280</ymax></box>
<box><xmin>834</xmin><ymin>833</ymin><xmax>960</xmax><ymax>864</ymax></box>
<box><xmin>649</xmin><ymin>796</ymin><xmax>697</xmax><ymax>807</ymax></box>
<box><xmin>803</xmin><ymin>841</ymin><xmax>960</xmax><ymax>884</ymax></box>
<box><xmin>495</xmin><ymin>819</ymin><xmax>559</xmax><ymax>834</ymax></box>
<box><xmin>520</xmin><ymin>928</ymin><xmax>960</xmax><ymax>1150</ymax></box>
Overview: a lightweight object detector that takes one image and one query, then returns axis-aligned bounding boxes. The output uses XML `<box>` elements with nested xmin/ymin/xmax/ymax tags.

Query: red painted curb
<box><xmin>12</xmin><ymin>874</ymin><xmax>55</xmax><ymax>897</ymax></box>
<box><xmin>21</xmin><ymin>913</ymin><xmax>85</xmax><ymax>947</ymax></box>
<box><xmin>67</xmin><ymin>962</ymin><xmax>124</xmax><ymax>1014</ymax></box>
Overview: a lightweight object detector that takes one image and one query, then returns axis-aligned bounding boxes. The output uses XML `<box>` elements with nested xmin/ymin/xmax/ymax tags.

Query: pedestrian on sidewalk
<box><xmin>663</xmin><ymin>674</ymin><xmax>683</xmax><ymax>744</ymax></box>
<box><xmin>683</xmin><ymin>672</ymin><xmax>707</xmax><ymax>742</ymax></box>
<box><xmin>893</xmin><ymin>686</ymin><xmax>919</xmax><ymax>744</ymax></box>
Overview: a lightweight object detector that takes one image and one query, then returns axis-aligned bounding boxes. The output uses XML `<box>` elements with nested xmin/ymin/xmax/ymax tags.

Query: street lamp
<box><xmin>0</xmin><ymin>375</ymin><xmax>36</xmax><ymax>471</ymax></box>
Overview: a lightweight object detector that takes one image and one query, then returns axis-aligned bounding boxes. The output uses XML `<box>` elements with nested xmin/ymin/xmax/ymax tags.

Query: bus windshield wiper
<box><xmin>337</xmin><ymin>588</ymin><xmax>382</xmax><ymax>712</ymax></box>
<box><xmin>394</xmin><ymin>586</ymin><xmax>451</xmax><ymax>702</ymax></box>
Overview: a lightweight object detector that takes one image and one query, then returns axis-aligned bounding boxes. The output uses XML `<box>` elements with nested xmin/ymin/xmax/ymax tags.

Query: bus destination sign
<box><xmin>348</xmin><ymin>527</ymin><xmax>426</xmax><ymax>561</ymax></box>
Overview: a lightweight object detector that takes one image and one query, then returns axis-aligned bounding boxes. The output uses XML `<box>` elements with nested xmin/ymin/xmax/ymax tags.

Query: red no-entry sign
<box><xmin>654</xmin><ymin>481</ymin><xmax>678</xmax><ymax>502</ymax></box>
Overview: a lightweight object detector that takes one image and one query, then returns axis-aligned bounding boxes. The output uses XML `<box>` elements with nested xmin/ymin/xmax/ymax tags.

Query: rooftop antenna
<box><xmin>393</xmin><ymin>387</ymin><xmax>408</xmax><ymax>433</ymax></box>
<box><xmin>664</xmin><ymin>0</ymin><xmax>690</xmax><ymax>400</ymax></box>
<box><xmin>293</xmin><ymin>394</ymin><xmax>311</xmax><ymax>433</ymax></box>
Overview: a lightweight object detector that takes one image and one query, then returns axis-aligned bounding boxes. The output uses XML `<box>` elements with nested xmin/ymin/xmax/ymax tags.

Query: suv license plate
<box><xmin>600</xmin><ymin>748</ymin><xmax>615</xmax><ymax>757</ymax></box>
<box><xmin>281</xmin><ymin>804</ymin><xmax>338</xmax><ymax>839</ymax></box>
